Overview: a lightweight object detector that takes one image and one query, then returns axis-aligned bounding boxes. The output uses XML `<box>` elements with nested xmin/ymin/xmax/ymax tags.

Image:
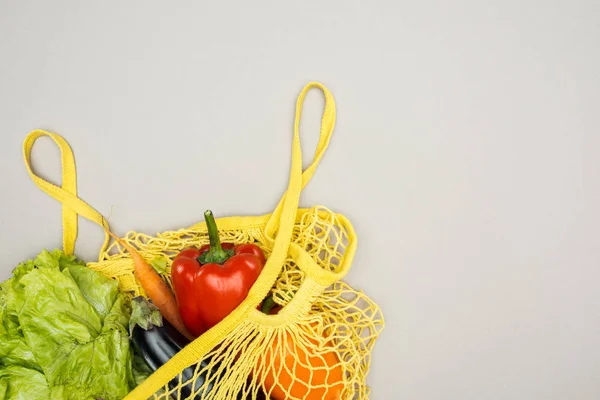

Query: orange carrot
<box><xmin>106</xmin><ymin>230</ymin><xmax>194</xmax><ymax>341</ymax></box>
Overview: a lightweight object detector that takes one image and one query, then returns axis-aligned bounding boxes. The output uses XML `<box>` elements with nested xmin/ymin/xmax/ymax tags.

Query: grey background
<box><xmin>1</xmin><ymin>1</ymin><xmax>599</xmax><ymax>399</ymax></box>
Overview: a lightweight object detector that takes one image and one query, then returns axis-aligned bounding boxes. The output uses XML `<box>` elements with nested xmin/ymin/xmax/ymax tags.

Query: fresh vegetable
<box><xmin>0</xmin><ymin>249</ymin><xmax>149</xmax><ymax>400</ymax></box>
<box><xmin>171</xmin><ymin>210</ymin><xmax>266</xmax><ymax>337</ymax></box>
<box><xmin>106</xmin><ymin>230</ymin><xmax>194</xmax><ymax>341</ymax></box>
<box><xmin>130</xmin><ymin>297</ymin><xmax>268</xmax><ymax>400</ymax></box>
<box><xmin>129</xmin><ymin>296</ymin><xmax>215</xmax><ymax>400</ymax></box>
<box><xmin>150</xmin><ymin>257</ymin><xmax>168</xmax><ymax>274</ymax></box>
<box><xmin>256</xmin><ymin>294</ymin><xmax>345</xmax><ymax>400</ymax></box>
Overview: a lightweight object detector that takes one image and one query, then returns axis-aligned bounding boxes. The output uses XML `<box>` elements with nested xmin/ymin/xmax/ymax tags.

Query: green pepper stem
<box><xmin>205</xmin><ymin>210</ymin><xmax>223</xmax><ymax>252</ymax></box>
<box><xmin>198</xmin><ymin>210</ymin><xmax>234</xmax><ymax>265</ymax></box>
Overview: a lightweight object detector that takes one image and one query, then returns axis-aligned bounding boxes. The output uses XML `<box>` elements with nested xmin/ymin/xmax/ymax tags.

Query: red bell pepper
<box><xmin>171</xmin><ymin>210</ymin><xmax>266</xmax><ymax>337</ymax></box>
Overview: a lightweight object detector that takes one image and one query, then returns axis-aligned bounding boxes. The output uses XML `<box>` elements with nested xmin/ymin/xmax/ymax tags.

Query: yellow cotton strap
<box><xmin>23</xmin><ymin>129</ymin><xmax>111</xmax><ymax>258</ymax></box>
<box><xmin>264</xmin><ymin>81</ymin><xmax>336</xmax><ymax>239</ymax></box>
<box><xmin>123</xmin><ymin>81</ymin><xmax>333</xmax><ymax>400</ymax></box>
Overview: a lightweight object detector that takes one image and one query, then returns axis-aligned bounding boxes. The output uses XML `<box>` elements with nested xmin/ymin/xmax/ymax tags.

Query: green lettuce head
<box><xmin>0</xmin><ymin>249</ymin><xmax>148</xmax><ymax>400</ymax></box>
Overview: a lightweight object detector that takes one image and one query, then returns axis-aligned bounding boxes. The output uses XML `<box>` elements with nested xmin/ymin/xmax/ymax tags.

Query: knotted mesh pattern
<box><xmin>88</xmin><ymin>206</ymin><xmax>384</xmax><ymax>400</ymax></box>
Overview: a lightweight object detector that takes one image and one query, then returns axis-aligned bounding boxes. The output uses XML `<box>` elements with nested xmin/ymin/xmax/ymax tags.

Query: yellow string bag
<box><xmin>23</xmin><ymin>82</ymin><xmax>385</xmax><ymax>400</ymax></box>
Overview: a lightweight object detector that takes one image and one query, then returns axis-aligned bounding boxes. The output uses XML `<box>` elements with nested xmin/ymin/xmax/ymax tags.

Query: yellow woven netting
<box><xmin>88</xmin><ymin>206</ymin><xmax>384</xmax><ymax>400</ymax></box>
<box><xmin>22</xmin><ymin>82</ymin><xmax>385</xmax><ymax>400</ymax></box>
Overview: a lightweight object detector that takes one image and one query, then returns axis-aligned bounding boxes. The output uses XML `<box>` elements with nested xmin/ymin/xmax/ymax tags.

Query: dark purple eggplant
<box><xmin>130</xmin><ymin>296</ymin><xmax>215</xmax><ymax>399</ymax></box>
<box><xmin>130</xmin><ymin>297</ymin><xmax>267</xmax><ymax>400</ymax></box>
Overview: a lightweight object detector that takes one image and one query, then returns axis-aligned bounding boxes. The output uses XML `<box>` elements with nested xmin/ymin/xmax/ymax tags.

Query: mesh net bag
<box><xmin>22</xmin><ymin>82</ymin><xmax>385</xmax><ymax>400</ymax></box>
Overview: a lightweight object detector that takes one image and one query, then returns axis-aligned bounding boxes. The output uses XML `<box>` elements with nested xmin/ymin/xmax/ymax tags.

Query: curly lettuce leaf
<box><xmin>62</xmin><ymin>264</ymin><xmax>120</xmax><ymax>322</ymax></box>
<box><xmin>0</xmin><ymin>365</ymin><xmax>50</xmax><ymax>400</ymax></box>
<box><xmin>0</xmin><ymin>278</ymin><xmax>19</xmax><ymax>336</ymax></box>
<box><xmin>17</xmin><ymin>266</ymin><xmax>104</xmax><ymax>345</ymax></box>
<box><xmin>46</xmin><ymin>328</ymin><xmax>132</xmax><ymax>400</ymax></box>
<box><xmin>0</xmin><ymin>249</ymin><xmax>136</xmax><ymax>400</ymax></box>
<box><xmin>0</xmin><ymin>334</ymin><xmax>40</xmax><ymax>372</ymax></box>
<box><xmin>16</xmin><ymin>269</ymin><xmax>132</xmax><ymax>399</ymax></box>
<box><xmin>34</xmin><ymin>249</ymin><xmax>85</xmax><ymax>272</ymax></box>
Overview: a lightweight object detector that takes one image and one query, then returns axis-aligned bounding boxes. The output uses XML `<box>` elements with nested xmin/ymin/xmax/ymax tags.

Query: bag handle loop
<box><xmin>125</xmin><ymin>82</ymin><xmax>337</xmax><ymax>399</ymax></box>
<box><xmin>246</xmin><ymin>81</ymin><xmax>336</xmax><ymax>303</ymax></box>
<box><xmin>22</xmin><ymin>129</ymin><xmax>111</xmax><ymax>259</ymax></box>
<box><xmin>264</xmin><ymin>82</ymin><xmax>336</xmax><ymax>239</ymax></box>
